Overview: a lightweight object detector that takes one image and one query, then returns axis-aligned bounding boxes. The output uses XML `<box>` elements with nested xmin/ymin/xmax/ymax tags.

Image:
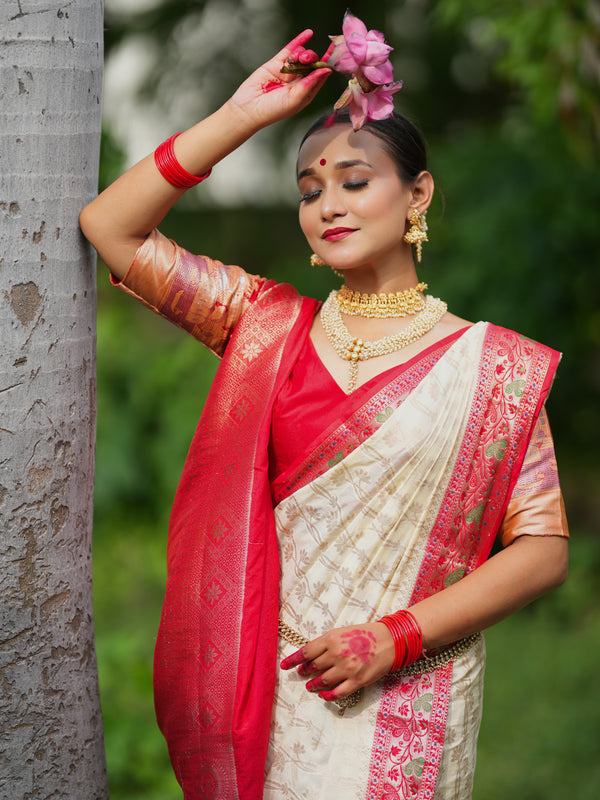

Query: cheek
<box><xmin>356</xmin><ymin>189</ymin><xmax>401</xmax><ymax>219</ymax></box>
<box><xmin>298</xmin><ymin>206</ymin><xmax>317</xmax><ymax>242</ymax></box>
<box><xmin>354</xmin><ymin>176</ymin><xmax>408</xmax><ymax>220</ymax></box>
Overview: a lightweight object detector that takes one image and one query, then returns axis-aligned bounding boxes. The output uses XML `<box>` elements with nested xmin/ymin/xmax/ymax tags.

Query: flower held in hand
<box><xmin>281</xmin><ymin>11</ymin><xmax>402</xmax><ymax>130</ymax></box>
<box><xmin>328</xmin><ymin>10</ymin><xmax>394</xmax><ymax>85</ymax></box>
<box><xmin>329</xmin><ymin>11</ymin><xmax>402</xmax><ymax>130</ymax></box>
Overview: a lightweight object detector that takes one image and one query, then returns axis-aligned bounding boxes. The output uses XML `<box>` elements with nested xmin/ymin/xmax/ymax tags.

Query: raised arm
<box><xmin>79</xmin><ymin>30</ymin><xmax>331</xmax><ymax>279</ymax></box>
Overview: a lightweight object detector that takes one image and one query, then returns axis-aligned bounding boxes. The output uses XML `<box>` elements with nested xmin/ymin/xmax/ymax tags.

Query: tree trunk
<box><xmin>0</xmin><ymin>1</ymin><xmax>107</xmax><ymax>798</ymax></box>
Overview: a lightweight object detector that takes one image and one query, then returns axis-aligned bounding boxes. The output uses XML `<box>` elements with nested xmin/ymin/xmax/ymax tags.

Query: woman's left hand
<box><xmin>280</xmin><ymin>622</ymin><xmax>395</xmax><ymax>702</ymax></box>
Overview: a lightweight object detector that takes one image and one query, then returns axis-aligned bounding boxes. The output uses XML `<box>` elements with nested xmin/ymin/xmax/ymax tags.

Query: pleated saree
<box><xmin>113</xmin><ymin>230</ymin><xmax>565</xmax><ymax>800</ymax></box>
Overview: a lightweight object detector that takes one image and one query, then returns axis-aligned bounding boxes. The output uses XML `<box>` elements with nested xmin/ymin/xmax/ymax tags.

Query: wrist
<box><xmin>221</xmin><ymin>97</ymin><xmax>265</xmax><ymax>138</ymax></box>
<box><xmin>377</xmin><ymin>609</ymin><xmax>423</xmax><ymax>672</ymax></box>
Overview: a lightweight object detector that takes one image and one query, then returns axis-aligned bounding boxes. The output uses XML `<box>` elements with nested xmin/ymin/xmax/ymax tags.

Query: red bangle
<box><xmin>154</xmin><ymin>133</ymin><xmax>212</xmax><ymax>189</ymax></box>
<box><xmin>378</xmin><ymin>609</ymin><xmax>423</xmax><ymax>671</ymax></box>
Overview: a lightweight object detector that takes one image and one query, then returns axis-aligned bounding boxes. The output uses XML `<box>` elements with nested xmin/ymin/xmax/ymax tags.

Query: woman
<box><xmin>80</xmin><ymin>29</ymin><xmax>568</xmax><ymax>800</ymax></box>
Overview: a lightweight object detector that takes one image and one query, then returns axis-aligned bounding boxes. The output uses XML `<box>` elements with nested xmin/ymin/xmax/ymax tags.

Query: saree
<box><xmin>113</xmin><ymin>230</ymin><xmax>562</xmax><ymax>799</ymax></box>
<box><xmin>267</xmin><ymin>321</ymin><xmax>560</xmax><ymax>798</ymax></box>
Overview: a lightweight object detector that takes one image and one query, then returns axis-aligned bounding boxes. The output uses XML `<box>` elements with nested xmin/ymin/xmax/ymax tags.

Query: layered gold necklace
<box><xmin>321</xmin><ymin>287</ymin><xmax>447</xmax><ymax>392</ymax></box>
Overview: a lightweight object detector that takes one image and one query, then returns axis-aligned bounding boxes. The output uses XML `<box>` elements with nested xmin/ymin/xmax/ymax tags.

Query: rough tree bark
<box><xmin>0</xmin><ymin>1</ymin><xmax>108</xmax><ymax>798</ymax></box>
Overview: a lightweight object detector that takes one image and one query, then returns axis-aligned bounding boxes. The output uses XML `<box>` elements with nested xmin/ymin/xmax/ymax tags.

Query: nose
<box><xmin>319</xmin><ymin>184</ymin><xmax>346</xmax><ymax>221</ymax></box>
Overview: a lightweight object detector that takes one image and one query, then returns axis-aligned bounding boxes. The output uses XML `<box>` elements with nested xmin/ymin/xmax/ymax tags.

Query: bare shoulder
<box><xmin>439</xmin><ymin>311</ymin><xmax>473</xmax><ymax>335</ymax></box>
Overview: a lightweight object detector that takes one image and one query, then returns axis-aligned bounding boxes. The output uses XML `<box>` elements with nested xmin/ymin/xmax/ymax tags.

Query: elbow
<box><xmin>79</xmin><ymin>202</ymin><xmax>98</xmax><ymax>248</ymax></box>
<box><xmin>514</xmin><ymin>533</ymin><xmax>569</xmax><ymax>596</ymax></box>
<box><xmin>552</xmin><ymin>544</ymin><xmax>569</xmax><ymax>589</ymax></box>
<box><xmin>540</xmin><ymin>536</ymin><xmax>569</xmax><ymax>593</ymax></box>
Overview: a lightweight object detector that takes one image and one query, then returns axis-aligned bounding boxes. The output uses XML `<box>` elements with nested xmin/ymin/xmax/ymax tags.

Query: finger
<box><xmin>280</xmin><ymin>647</ymin><xmax>306</xmax><ymax>670</ymax></box>
<box><xmin>295</xmin><ymin>67</ymin><xmax>332</xmax><ymax>95</ymax></box>
<box><xmin>279</xmin><ymin>29</ymin><xmax>314</xmax><ymax>60</ymax></box>
<box><xmin>297</xmin><ymin>643</ymin><xmax>337</xmax><ymax>675</ymax></box>
<box><xmin>319</xmin><ymin>678</ymin><xmax>357</xmax><ymax>702</ymax></box>
<box><xmin>289</xmin><ymin>46</ymin><xmax>319</xmax><ymax>64</ymax></box>
<box><xmin>299</xmin><ymin>48</ymin><xmax>319</xmax><ymax>64</ymax></box>
<box><xmin>319</xmin><ymin>688</ymin><xmax>339</xmax><ymax>702</ymax></box>
<box><xmin>296</xmin><ymin>658</ymin><xmax>323</xmax><ymax>677</ymax></box>
<box><xmin>321</xmin><ymin>41</ymin><xmax>335</xmax><ymax>62</ymax></box>
<box><xmin>305</xmin><ymin>671</ymin><xmax>340</xmax><ymax>692</ymax></box>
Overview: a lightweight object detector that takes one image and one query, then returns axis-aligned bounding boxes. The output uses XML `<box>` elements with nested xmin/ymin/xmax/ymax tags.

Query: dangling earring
<box><xmin>403</xmin><ymin>209</ymin><xmax>428</xmax><ymax>263</ymax></box>
<box><xmin>310</xmin><ymin>253</ymin><xmax>344</xmax><ymax>279</ymax></box>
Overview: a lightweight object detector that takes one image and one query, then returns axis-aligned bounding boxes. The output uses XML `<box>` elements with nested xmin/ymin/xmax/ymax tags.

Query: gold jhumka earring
<box><xmin>402</xmin><ymin>209</ymin><xmax>428</xmax><ymax>263</ymax></box>
<box><xmin>310</xmin><ymin>252</ymin><xmax>344</xmax><ymax>278</ymax></box>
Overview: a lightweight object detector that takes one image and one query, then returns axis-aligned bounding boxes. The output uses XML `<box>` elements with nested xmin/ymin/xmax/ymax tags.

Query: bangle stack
<box><xmin>154</xmin><ymin>132</ymin><xmax>212</xmax><ymax>189</ymax></box>
<box><xmin>378</xmin><ymin>609</ymin><xmax>423</xmax><ymax>671</ymax></box>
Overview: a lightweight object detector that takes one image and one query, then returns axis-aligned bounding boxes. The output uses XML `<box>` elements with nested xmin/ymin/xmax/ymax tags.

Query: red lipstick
<box><xmin>322</xmin><ymin>227</ymin><xmax>356</xmax><ymax>242</ymax></box>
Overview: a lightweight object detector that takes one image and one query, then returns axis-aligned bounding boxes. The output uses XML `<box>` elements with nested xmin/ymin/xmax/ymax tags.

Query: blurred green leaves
<box><xmin>434</xmin><ymin>0</ymin><xmax>600</xmax><ymax>157</ymax></box>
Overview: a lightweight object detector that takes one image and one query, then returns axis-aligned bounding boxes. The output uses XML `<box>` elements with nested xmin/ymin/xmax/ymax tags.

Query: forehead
<box><xmin>297</xmin><ymin>125</ymin><xmax>392</xmax><ymax>175</ymax></box>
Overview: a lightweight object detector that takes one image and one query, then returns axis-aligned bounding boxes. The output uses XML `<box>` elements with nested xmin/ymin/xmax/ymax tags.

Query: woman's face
<box><xmin>297</xmin><ymin>124</ymin><xmax>415</xmax><ymax>278</ymax></box>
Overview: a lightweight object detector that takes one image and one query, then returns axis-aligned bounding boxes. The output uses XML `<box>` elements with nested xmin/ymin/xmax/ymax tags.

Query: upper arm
<box><xmin>79</xmin><ymin>203</ymin><xmax>146</xmax><ymax>281</ymax></box>
<box><xmin>498</xmin><ymin>408</ymin><xmax>569</xmax><ymax>547</ymax></box>
<box><xmin>109</xmin><ymin>229</ymin><xmax>269</xmax><ymax>356</ymax></box>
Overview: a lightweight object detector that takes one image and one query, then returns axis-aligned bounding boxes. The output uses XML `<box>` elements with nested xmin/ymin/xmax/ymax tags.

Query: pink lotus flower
<box><xmin>328</xmin><ymin>10</ymin><xmax>394</xmax><ymax>86</ymax></box>
<box><xmin>281</xmin><ymin>11</ymin><xmax>403</xmax><ymax>130</ymax></box>
<box><xmin>334</xmin><ymin>76</ymin><xmax>403</xmax><ymax>131</ymax></box>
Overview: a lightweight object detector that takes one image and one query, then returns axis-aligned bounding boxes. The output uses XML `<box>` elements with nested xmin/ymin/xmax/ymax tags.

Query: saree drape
<box><xmin>112</xmin><ymin>230</ymin><xmax>562</xmax><ymax>799</ymax></box>
<box><xmin>152</xmin><ymin>285</ymin><xmax>318</xmax><ymax>800</ymax></box>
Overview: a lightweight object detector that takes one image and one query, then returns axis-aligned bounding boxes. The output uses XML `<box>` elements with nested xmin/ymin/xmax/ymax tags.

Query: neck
<box><xmin>340</xmin><ymin>252</ymin><xmax>420</xmax><ymax>295</ymax></box>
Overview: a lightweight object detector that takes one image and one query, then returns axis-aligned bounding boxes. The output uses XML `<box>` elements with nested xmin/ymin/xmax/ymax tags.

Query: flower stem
<box><xmin>280</xmin><ymin>60</ymin><xmax>330</xmax><ymax>75</ymax></box>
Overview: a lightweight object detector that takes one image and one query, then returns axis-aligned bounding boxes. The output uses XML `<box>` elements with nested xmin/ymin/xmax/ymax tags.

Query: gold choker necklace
<box><xmin>337</xmin><ymin>282</ymin><xmax>428</xmax><ymax>318</ymax></box>
<box><xmin>321</xmin><ymin>290</ymin><xmax>447</xmax><ymax>392</ymax></box>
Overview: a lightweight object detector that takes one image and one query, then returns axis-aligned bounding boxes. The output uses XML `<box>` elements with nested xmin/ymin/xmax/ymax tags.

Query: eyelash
<box><xmin>300</xmin><ymin>180</ymin><xmax>370</xmax><ymax>203</ymax></box>
<box><xmin>300</xmin><ymin>190</ymin><xmax>320</xmax><ymax>203</ymax></box>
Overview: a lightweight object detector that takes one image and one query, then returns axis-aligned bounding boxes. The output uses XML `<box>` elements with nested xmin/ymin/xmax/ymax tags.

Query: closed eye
<box><xmin>344</xmin><ymin>180</ymin><xmax>369</xmax><ymax>191</ymax></box>
<box><xmin>300</xmin><ymin>189</ymin><xmax>321</xmax><ymax>203</ymax></box>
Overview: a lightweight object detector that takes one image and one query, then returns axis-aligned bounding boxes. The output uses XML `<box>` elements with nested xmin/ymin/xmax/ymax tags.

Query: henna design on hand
<box><xmin>339</xmin><ymin>628</ymin><xmax>377</xmax><ymax>665</ymax></box>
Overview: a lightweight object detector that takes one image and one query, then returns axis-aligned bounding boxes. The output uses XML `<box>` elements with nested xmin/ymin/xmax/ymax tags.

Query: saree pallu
<box><xmin>151</xmin><ymin>282</ymin><xmax>319</xmax><ymax>800</ymax></box>
<box><xmin>114</xmin><ymin>230</ymin><xmax>317</xmax><ymax>799</ymax></box>
<box><xmin>266</xmin><ymin>321</ymin><xmax>560</xmax><ymax>800</ymax></box>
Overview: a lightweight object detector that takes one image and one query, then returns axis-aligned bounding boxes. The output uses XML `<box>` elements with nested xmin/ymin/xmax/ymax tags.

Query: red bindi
<box><xmin>320</xmin><ymin>158</ymin><xmax>327</xmax><ymax>166</ymax></box>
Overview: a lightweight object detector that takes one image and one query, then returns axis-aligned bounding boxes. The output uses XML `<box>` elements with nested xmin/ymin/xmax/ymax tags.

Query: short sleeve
<box><xmin>498</xmin><ymin>408</ymin><xmax>569</xmax><ymax>547</ymax></box>
<box><xmin>110</xmin><ymin>228</ymin><xmax>270</xmax><ymax>357</ymax></box>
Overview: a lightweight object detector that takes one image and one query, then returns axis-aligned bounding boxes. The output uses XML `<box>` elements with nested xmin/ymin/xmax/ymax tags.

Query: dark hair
<box><xmin>299</xmin><ymin>108</ymin><xmax>428</xmax><ymax>183</ymax></box>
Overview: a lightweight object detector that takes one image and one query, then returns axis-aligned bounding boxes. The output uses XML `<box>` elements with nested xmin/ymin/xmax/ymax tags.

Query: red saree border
<box><xmin>153</xmin><ymin>282</ymin><xmax>318</xmax><ymax>800</ymax></box>
<box><xmin>272</xmin><ymin>328</ymin><xmax>469</xmax><ymax>506</ymax></box>
<box><xmin>365</xmin><ymin>323</ymin><xmax>560</xmax><ymax>798</ymax></box>
<box><xmin>367</xmin><ymin>665</ymin><xmax>453</xmax><ymax>800</ymax></box>
<box><xmin>410</xmin><ymin>324</ymin><xmax>561</xmax><ymax>604</ymax></box>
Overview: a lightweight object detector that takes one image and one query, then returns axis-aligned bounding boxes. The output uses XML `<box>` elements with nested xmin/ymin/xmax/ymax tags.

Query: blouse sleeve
<box><xmin>498</xmin><ymin>407</ymin><xmax>569</xmax><ymax>547</ymax></box>
<box><xmin>110</xmin><ymin>228</ymin><xmax>270</xmax><ymax>358</ymax></box>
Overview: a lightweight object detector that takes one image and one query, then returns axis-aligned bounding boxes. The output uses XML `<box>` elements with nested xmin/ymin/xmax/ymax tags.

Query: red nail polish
<box><xmin>319</xmin><ymin>690</ymin><xmax>335</xmax><ymax>701</ymax></box>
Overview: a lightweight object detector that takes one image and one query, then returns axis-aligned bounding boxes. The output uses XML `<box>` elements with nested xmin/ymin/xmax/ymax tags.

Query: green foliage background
<box><xmin>94</xmin><ymin>1</ymin><xmax>600</xmax><ymax>797</ymax></box>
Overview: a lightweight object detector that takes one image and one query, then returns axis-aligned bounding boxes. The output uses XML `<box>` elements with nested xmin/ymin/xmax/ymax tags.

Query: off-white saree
<box><xmin>266</xmin><ymin>322</ymin><xmax>559</xmax><ymax>799</ymax></box>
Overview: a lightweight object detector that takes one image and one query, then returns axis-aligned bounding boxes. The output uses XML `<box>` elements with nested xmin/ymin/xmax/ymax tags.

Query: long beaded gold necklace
<box><xmin>321</xmin><ymin>288</ymin><xmax>448</xmax><ymax>393</ymax></box>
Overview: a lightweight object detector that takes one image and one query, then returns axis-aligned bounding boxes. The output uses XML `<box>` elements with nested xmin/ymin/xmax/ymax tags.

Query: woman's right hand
<box><xmin>80</xmin><ymin>30</ymin><xmax>332</xmax><ymax>279</ymax></box>
<box><xmin>226</xmin><ymin>29</ymin><xmax>333</xmax><ymax>133</ymax></box>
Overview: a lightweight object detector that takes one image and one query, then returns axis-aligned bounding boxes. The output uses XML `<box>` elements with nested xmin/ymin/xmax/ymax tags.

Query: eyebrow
<box><xmin>297</xmin><ymin>159</ymin><xmax>373</xmax><ymax>182</ymax></box>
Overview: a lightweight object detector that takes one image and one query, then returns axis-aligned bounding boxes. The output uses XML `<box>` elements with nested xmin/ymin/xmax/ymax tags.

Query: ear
<box><xmin>407</xmin><ymin>171</ymin><xmax>434</xmax><ymax>216</ymax></box>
